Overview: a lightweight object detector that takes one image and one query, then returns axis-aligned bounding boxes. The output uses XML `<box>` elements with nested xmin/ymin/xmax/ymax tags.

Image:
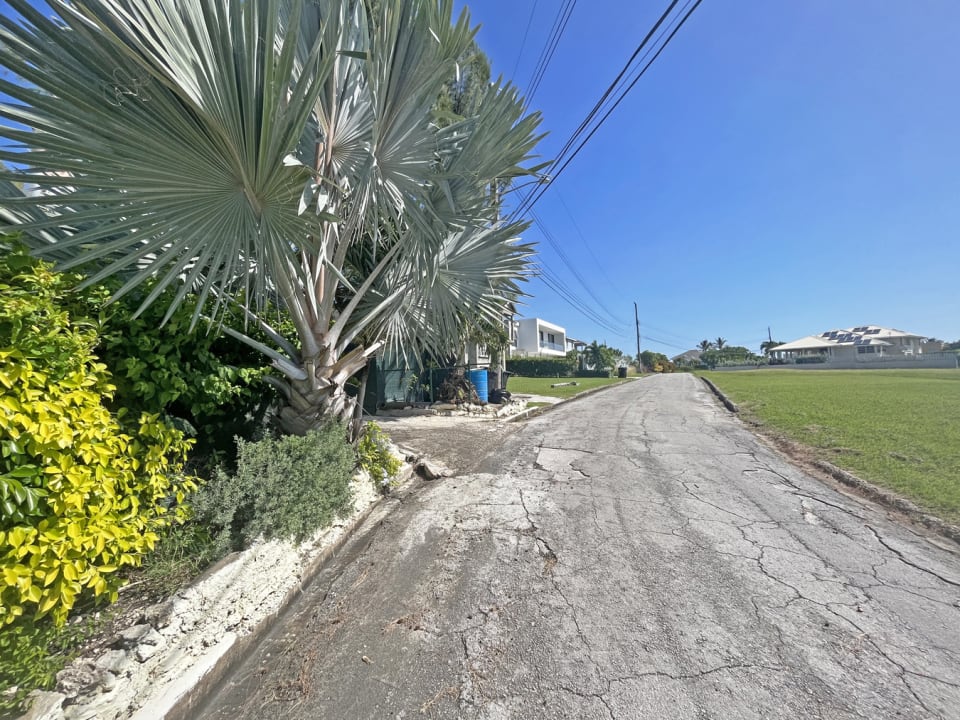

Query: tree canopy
<box><xmin>0</xmin><ymin>0</ymin><xmax>547</xmax><ymax>432</ymax></box>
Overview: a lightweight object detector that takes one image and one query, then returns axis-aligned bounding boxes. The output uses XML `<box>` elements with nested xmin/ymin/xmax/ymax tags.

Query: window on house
<box><xmin>548</xmin><ymin>333</ymin><xmax>555</xmax><ymax>344</ymax></box>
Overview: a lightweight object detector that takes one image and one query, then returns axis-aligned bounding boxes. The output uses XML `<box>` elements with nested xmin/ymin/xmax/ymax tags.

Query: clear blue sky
<box><xmin>457</xmin><ymin>0</ymin><xmax>960</xmax><ymax>355</ymax></box>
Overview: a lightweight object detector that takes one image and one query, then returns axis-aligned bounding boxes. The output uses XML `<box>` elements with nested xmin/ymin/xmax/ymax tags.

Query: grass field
<box><xmin>507</xmin><ymin>375</ymin><xmax>631</xmax><ymax>399</ymax></box>
<box><xmin>701</xmin><ymin>369</ymin><xmax>960</xmax><ymax>523</ymax></box>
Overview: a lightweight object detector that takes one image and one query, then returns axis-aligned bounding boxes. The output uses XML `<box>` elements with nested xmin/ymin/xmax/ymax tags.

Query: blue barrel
<box><xmin>468</xmin><ymin>368</ymin><xmax>489</xmax><ymax>403</ymax></box>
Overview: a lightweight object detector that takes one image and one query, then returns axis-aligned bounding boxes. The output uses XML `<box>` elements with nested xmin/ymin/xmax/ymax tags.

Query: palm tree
<box><xmin>586</xmin><ymin>341</ymin><xmax>605</xmax><ymax>371</ymax></box>
<box><xmin>760</xmin><ymin>339</ymin><xmax>783</xmax><ymax>356</ymax></box>
<box><xmin>715</xmin><ymin>337</ymin><xmax>727</xmax><ymax>350</ymax></box>
<box><xmin>697</xmin><ymin>339</ymin><xmax>713</xmax><ymax>353</ymax></box>
<box><xmin>0</xmin><ymin>0</ymin><xmax>545</xmax><ymax>434</ymax></box>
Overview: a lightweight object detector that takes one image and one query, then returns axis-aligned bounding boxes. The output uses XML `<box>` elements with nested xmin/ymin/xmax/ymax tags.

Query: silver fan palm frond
<box><xmin>0</xmin><ymin>0</ymin><xmax>545</xmax><ymax>431</ymax></box>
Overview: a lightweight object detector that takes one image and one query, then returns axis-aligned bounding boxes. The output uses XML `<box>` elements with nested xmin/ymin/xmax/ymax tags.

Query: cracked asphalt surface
<box><xmin>197</xmin><ymin>373</ymin><xmax>960</xmax><ymax>719</ymax></box>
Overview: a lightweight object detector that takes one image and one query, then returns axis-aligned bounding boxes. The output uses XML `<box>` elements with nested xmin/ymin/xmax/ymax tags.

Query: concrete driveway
<box><xmin>197</xmin><ymin>373</ymin><xmax>960</xmax><ymax>719</ymax></box>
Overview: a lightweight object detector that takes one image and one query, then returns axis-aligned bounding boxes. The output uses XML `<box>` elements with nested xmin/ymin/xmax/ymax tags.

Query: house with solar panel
<box><xmin>768</xmin><ymin>325</ymin><xmax>948</xmax><ymax>366</ymax></box>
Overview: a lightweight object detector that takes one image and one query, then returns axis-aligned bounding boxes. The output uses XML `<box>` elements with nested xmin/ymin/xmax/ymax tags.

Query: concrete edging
<box><xmin>699</xmin><ymin>376</ymin><xmax>739</xmax><ymax>413</ymax></box>
<box><xmin>810</xmin><ymin>459</ymin><xmax>960</xmax><ymax>546</ymax></box>
<box><xmin>164</xmin><ymin>485</ymin><xmax>396</xmax><ymax>720</ymax></box>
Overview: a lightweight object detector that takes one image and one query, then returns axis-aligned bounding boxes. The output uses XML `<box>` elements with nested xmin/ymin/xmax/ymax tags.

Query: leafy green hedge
<box><xmin>506</xmin><ymin>357</ymin><xmax>576</xmax><ymax>378</ymax></box>
<box><xmin>71</xmin><ymin>281</ymin><xmax>275</xmax><ymax>459</ymax></box>
<box><xmin>0</xmin><ymin>249</ymin><xmax>195</xmax><ymax>626</ymax></box>
<box><xmin>575</xmin><ymin>369</ymin><xmax>612</xmax><ymax>378</ymax></box>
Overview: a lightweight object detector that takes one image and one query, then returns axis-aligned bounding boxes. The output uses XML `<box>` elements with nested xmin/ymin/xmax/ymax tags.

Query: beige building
<box><xmin>770</xmin><ymin>325</ymin><xmax>930</xmax><ymax>363</ymax></box>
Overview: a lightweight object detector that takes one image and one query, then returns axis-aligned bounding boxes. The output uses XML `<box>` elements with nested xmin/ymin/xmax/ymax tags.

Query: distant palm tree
<box><xmin>586</xmin><ymin>341</ymin><xmax>604</xmax><ymax>370</ymax></box>
<box><xmin>715</xmin><ymin>337</ymin><xmax>727</xmax><ymax>350</ymax></box>
<box><xmin>698</xmin><ymin>339</ymin><xmax>713</xmax><ymax>353</ymax></box>
<box><xmin>760</xmin><ymin>340</ymin><xmax>783</xmax><ymax>356</ymax></box>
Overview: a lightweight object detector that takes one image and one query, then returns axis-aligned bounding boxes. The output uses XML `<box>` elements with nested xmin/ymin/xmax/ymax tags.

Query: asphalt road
<box><xmin>197</xmin><ymin>373</ymin><xmax>960</xmax><ymax>719</ymax></box>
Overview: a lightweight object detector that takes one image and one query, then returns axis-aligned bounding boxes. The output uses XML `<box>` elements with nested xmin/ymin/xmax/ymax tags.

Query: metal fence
<box><xmin>373</xmin><ymin>363</ymin><xmax>495</xmax><ymax>406</ymax></box>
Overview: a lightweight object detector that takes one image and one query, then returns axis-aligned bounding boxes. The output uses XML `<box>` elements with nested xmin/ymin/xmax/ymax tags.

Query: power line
<box><xmin>644</xmin><ymin>335</ymin><xmax>690</xmax><ymax>351</ymax></box>
<box><xmin>510</xmin><ymin>0</ymin><xmax>539</xmax><ymax>80</ymax></box>
<box><xmin>539</xmin><ymin>0</ymin><xmax>680</xmax><ymax>184</ymax></box>
<box><xmin>510</xmin><ymin>0</ymin><xmax>704</xmax><ymax>221</ymax></box>
<box><xmin>525</xmin><ymin>0</ymin><xmax>577</xmax><ymax>103</ymax></box>
<box><xmin>530</xmin><ymin>209</ymin><xmax>626</xmax><ymax>327</ymax></box>
<box><xmin>553</xmin><ymin>189</ymin><xmax>624</xmax><ymax>297</ymax></box>
<box><xmin>532</xmin><ymin>261</ymin><xmax>630</xmax><ymax>337</ymax></box>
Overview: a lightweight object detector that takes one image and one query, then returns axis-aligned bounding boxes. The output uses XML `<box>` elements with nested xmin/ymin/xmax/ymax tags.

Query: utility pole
<box><xmin>634</xmin><ymin>302</ymin><xmax>642</xmax><ymax>372</ymax></box>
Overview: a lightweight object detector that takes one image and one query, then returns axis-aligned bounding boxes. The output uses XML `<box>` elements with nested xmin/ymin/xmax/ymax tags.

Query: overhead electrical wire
<box><xmin>510</xmin><ymin>0</ymin><xmax>539</xmax><ymax>80</ymax></box>
<box><xmin>503</xmin><ymin>0</ymin><xmax>704</xmax><ymax>345</ymax></box>
<box><xmin>510</xmin><ymin>0</ymin><xmax>704</xmax><ymax>222</ymax></box>
<box><xmin>525</xmin><ymin>0</ymin><xmax>577</xmax><ymax>104</ymax></box>
<box><xmin>643</xmin><ymin>335</ymin><xmax>690</xmax><ymax>351</ymax></box>
<box><xmin>530</xmin><ymin>209</ymin><xmax>626</xmax><ymax>327</ymax></box>
<box><xmin>553</xmin><ymin>189</ymin><xmax>625</xmax><ymax>298</ymax></box>
<box><xmin>531</xmin><ymin>259</ymin><xmax>629</xmax><ymax>336</ymax></box>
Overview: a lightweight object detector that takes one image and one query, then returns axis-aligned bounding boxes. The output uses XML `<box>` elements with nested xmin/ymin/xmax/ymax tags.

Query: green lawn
<box><xmin>701</xmin><ymin>369</ymin><xmax>960</xmax><ymax>523</ymax></box>
<box><xmin>507</xmin><ymin>375</ymin><xmax>631</xmax><ymax>399</ymax></box>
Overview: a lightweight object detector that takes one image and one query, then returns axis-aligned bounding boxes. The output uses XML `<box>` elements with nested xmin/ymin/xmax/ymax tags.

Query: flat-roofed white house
<box><xmin>770</xmin><ymin>325</ymin><xmax>932</xmax><ymax>363</ymax></box>
<box><xmin>512</xmin><ymin>318</ymin><xmax>567</xmax><ymax>357</ymax></box>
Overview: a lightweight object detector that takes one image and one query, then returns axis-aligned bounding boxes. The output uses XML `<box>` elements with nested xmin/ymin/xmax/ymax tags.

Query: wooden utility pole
<box><xmin>634</xmin><ymin>302</ymin><xmax>642</xmax><ymax>372</ymax></box>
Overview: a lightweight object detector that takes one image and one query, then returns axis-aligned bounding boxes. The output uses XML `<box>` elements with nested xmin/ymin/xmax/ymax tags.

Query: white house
<box><xmin>512</xmin><ymin>318</ymin><xmax>567</xmax><ymax>357</ymax></box>
<box><xmin>770</xmin><ymin>325</ymin><xmax>928</xmax><ymax>363</ymax></box>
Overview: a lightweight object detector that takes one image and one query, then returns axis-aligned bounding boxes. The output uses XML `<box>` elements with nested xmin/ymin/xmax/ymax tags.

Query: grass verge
<box><xmin>507</xmin><ymin>376</ymin><xmax>631</xmax><ymax>399</ymax></box>
<box><xmin>701</xmin><ymin>369</ymin><xmax>960</xmax><ymax>523</ymax></box>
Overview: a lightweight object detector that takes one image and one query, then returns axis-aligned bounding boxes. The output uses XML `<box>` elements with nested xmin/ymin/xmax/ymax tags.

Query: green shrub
<box><xmin>0</xmin><ymin>615</ymin><xmax>103</xmax><ymax>715</ymax></box>
<box><xmin>357</xmin><ymin>421</ymin><xmax>402</xmax><ymax>493</ymax></box>
<box><xmin>191</xmin><ymin>426</ymin><xmax>356</xmax><ymax>547</ymax></box>
<box><xmin>70</xmin><ymin>280</ymin><xmax>276</xmax><ymax>459</ymax></box>
<box><xmin>575</xmin><ymin>369</ymin><xmax>612</xmax><ymax>378</ymax></box>
<box><xmin>796</xmin><ymin>355</ymin><xmax>827</xmax><ymax>364</ymax></box>
<box><xmin>0</xmin><ymin>248</ymin><xmax>196</xmax><ymax>626</ymax></box>
<box><xmin>505</xmin><ymin>357</ymin><xmax>577</xmax><ymax>378</ymax></box>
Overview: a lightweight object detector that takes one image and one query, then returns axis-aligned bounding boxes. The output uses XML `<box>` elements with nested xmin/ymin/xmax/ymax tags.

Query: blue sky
<box><xmin>457</xmin><ymin>0</ymin><xmax>960</xmax><ymax>355</ymax></box>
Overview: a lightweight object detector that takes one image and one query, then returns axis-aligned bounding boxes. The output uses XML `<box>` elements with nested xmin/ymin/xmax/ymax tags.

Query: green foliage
<box><xmin>575</xmin><ymin>369</ymin><xmax>612</xmax><ymax>378</ymax></box>
<box><xmin>0</xmin><ymin>248</ymin><xmax>196</xmax><ymax>626</ymax></box>
<box><xmin>506</xmin><ymin>356</ymin><xmax>577</xmax><ymax>378</ymax></box>
<box><xmin>190</xmin><ymin>427</ymin><xmax>356</xmax><ymax>547</ymax></box>
<box><xmin>357</xmin><ymin>421</ymin><xmax>402</xmax><ymax>493</ymax></box>
<box><xmin>138</xmin><ymin>521</ymin><xmax>224</xmax><ymax>599</ymax></box>
<box><xmin>700</xmin><ymin>345</ymin><xmax>761</xmax><ymax>368</ymax></box>
<box><xmin>795</xmin><ymin>355</ymin><xmax>828</xmax><ymax>364</ymax></box>
<box><xmin>0</xmin><ymin>615</ymin><xmax>102</xmax><ymax>715</ymax></box>
<box><xmin>69</xmin><ymin>281</ymin><xmax>275</xmax><ymax>457</ymax></box>
<box><xmin>640</xmin><ymin>350</ymin><xmax>676</xmax><ymax>373</ymax></box>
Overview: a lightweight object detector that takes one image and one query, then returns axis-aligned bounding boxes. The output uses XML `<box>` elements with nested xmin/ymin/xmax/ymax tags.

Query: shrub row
<box><xmin>505</xmin><ymin>357</ymin><xmax>576</xmax><ymax>377</ymax></box>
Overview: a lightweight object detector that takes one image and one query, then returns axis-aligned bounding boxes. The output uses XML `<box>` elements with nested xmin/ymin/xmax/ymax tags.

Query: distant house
<box><xmin>770</xmin><ymin>325</ymin><xmax>931</xmax><ymax>363</ymax></box>
<box><xmin>512</xmin><ymin>318</ymin><xmax>567</xmax><ymax>357</ymax></box>
<box><xmin>672</xmin><ymin>349</ymin><xmax>702</xmax><ymax>365</ymax></box>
